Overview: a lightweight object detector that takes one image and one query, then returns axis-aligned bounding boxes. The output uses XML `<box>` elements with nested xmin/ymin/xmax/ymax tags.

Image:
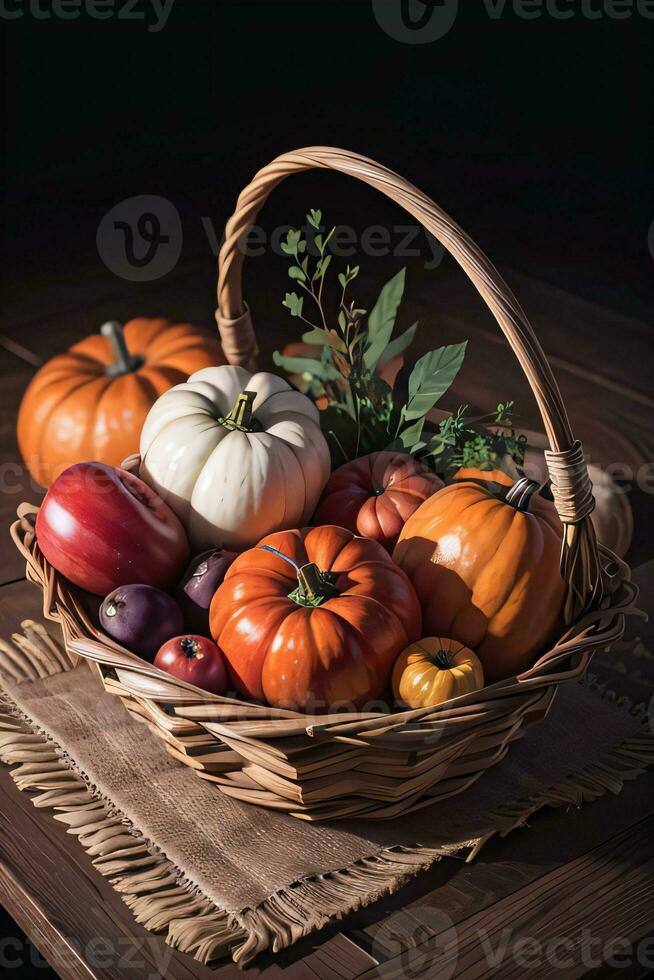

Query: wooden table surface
<box><xmin>0</xmin><ymin>249</ymin><xmax>652</xmax><ymax>978</ymax></box>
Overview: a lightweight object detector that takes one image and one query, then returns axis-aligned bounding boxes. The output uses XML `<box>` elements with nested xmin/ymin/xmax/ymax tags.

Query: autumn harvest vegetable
<box><xmin>100</xmin><ymin>584</ymin><xmax>184</xmax><ymax>662</ymax></box>
<box><xmin>139</xmin><ymin>364</ymin><xmax>331</xmax><ymax>551</ymax></box>
<box><xmin>175</xmin><ymin>549</ymin><xmax>237</xmax><ymax>634</ymax></box>
<box><xmin>392</xmin><ymin>638</ymin><xmax>484</xmax><ymax>709</ymax></box>
<box><xmin>313</xmin><ymin>451</ymin><xmax>443</xmax><ymax>552</ymax></box>
<box><xmin>154</xmin><ymin>635</ymin><xmax>228</xmax><ymax>695</ymax></box>
<box><xmin>393</xmin><ymin>476</ymin><xmax>565</xmax><ymax>684</ymax></box>
<box><xmin>17</xmin><ymin>318</ymin><xmax>223</xmax><ymax>487</ymax></box>
<box><xmin>209</xmin><ymin>525</ymin><xmax>421</xmax><ymax>711</ymax></box>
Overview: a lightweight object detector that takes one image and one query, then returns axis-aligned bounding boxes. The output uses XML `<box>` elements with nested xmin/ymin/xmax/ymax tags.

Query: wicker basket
<box><xmin>11</xmin><ymin>147</ymin><xmax>636</xmax><ymax>821</ymax></box>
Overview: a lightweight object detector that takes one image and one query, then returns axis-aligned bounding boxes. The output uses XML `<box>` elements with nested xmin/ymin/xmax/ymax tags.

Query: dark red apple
<box><xmin>154</xmin><ymin>635</ymin><xmax>228</xmax><ymax>694</ymax></box>
<box><xmin>36</xmin><ymin>461</ymin><xmax>189</xmax><ymax>596</ymax></box>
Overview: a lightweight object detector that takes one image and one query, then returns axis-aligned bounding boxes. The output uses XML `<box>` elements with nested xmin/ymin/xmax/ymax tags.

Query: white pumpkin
<box><xmin>139</xmin><ymin>365</ymin><xmax>331</xmax><ymax>550</ymax></box>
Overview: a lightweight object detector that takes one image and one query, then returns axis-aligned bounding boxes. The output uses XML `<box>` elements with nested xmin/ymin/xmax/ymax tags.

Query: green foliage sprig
<box><xmin>274</xmin><ymin>211</ymin><xmax>526</xmax><ymax>475</ymax></box>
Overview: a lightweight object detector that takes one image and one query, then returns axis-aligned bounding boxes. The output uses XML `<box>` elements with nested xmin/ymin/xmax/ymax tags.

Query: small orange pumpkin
<box><xmin>392</xmin><ymin>637</ymin><xmax>484</xmax><ymax>708</ymax></box>
<box><xmin>314</xmin><ymin>452</ymin><xmax>443</xmax><ymax>553</ymax></box>
<box><xmin>393</xmin><ymin>477</ymin><xmax>565</xmax><ymax>683</ymax></box>
<box><xmin>17</xmin><ymin>318</ymin><xmax>223</xmax><ymax>486</ymax></box>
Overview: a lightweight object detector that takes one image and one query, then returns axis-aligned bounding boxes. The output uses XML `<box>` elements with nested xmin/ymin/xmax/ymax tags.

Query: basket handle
<box><xmin>215</xmin><ymin>146</ymin><xmax>601</xmax><ymax>621</ymax></box>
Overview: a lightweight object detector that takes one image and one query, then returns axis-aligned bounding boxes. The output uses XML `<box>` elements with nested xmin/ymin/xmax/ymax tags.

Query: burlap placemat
<box><xmin>0</xmin><ymin>621</ymin><xmax>652</xmax><ymax>967</ymax></box>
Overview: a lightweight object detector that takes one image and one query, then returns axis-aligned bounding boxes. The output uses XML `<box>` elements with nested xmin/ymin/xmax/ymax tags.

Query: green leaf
<box><xmin>312</xmin><ymin>254</ymin><xmax>332</xmax><ymax>281</ymax></box>
<box><xmin>282</xmin><ymin>292</ymin><xmax>304</xmax><ymax>317</ymax></box>
<box><xmin>307</xmin><ymin>209</ymin><xmax>322</xmax><ymax>230</ymax></box>
<box><xmin>338</xmin><ymin>263</ymin><xmax>359</xmax><ymax>289</ymax></box>
<box><xmin>378</xmin><ymin>321</ymin><xmax>418</xmax><ymax>365</ymax></box>
<box><xmin>395</xmin><ymin>416</ymin><xmax>426</xmax><ymax>451</ymax></box>
<box><xmin>281</xmin><ymin>229</ymin><xmax>303</xmax><ymax>257</ymax></box>
<box><xmin>273</xmin><ymin>349</ymin><xmax>340</xmax><ymax>381</ymax></box>
<box><xmin>402</xmin><ymin>342</ymin><xmax>467</xmax><ymax>421</ymax></box>
<box><xmin>301</xmin><ymin>327</ymin><xmax>347</xmax><ymax>352</ymax></box>
<box><xmin>322</xmin><ymin>227</ymin><xmax>336</xmax><ymax>252</ymax></box>
<box><xmin>420</xmin><ymin>429</ymin><xmax>452</xmax><ymax>460</ymax></box>
<box><xmin>363</xmin><ymin>268</ymin><xmax>406</xmax><ymax>371</ymax></box>
<box><xmin>288</xmin><ymin>266</ymin><xmax>306</xmax><ymax>282</ymax></box>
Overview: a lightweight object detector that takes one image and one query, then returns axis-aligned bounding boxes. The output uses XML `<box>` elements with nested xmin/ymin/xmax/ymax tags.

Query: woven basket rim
<box><xmin>10</xmin><ymin>503</ymin><xmax>635</xmax><ymax>742</ymax></box>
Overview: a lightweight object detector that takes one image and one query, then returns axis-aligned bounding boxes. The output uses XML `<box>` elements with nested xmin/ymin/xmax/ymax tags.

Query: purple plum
<box><xmin>99</xmin><ymin>584</ymin><xmax>184</xmax><ymax>661</ymax></box>
<box><xmin>175</xmin><ymin>549</ymin><xmax>236</xmax><ymax>635</ymax></box>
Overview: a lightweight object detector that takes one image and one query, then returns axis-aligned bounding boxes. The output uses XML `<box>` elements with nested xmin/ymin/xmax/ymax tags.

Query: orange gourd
<box><xmin>392</xmin><ymin>637</ymin><xmax>484</xmax><ymax>708</ymax></box>
<box><xmin>17</xmin><ymin>318</ymin><xmax>223</xmax><ymax>486</ymax></box>
<box><xmin>393</xmin><ymin>477</ymin><xmax>564</xmax><ymax>683</ymax></box>
<box><xmin>210</xmin><ymin>524</ymin><xmax>421</xmax><ymax>711</ymax></box>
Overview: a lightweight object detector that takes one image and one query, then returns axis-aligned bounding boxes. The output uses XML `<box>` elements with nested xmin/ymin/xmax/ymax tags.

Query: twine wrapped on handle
<box><xmin>545</xmin><ymin>441</ymin><xmax>596</xmax><ymax>525</ymax></box>
<box><xmin>214</xmin><ymin>303</ymin><xmax>258</xmax><ymax>372</ymax></box>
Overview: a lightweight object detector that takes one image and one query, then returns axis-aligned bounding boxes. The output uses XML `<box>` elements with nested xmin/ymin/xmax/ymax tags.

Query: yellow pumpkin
<box><xmin>392</xmin><ymin>637</ymin><xmax>484</xmax><ymax>709</ymax></box>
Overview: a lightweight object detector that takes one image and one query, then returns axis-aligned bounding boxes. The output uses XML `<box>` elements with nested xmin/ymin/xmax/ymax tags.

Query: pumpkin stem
<box><xmin>415</xmin><ymin>640</ymin><xmax>454</xmax><ymax>671</ymax></box>
<box><xmin>259</xmin><ymin>545</ymin><xmax>340</xmax><ymax>608</ymax></box>
<box><xmin>219</xmin><ymin>390</ymin><xmax>261</xmax><ymax>432</ymax></box>
<box><xmin>505</xmin><ymin>477</ymin><xmax>540</xmax><ymax>512</ymax></box>
<box><xmin>101</xmin><ymin>321</ymin><xmax>143</xmax><ymax>376</ymax></box>
<box><xmin>433</xmin><ymin>649</ymin><xmax>454</xmax><ymax>670</ymax></box>
<box><xmin>295</xmin><ymin>563</ymin><xmax>340</xmax><ymax>606</ymax></box>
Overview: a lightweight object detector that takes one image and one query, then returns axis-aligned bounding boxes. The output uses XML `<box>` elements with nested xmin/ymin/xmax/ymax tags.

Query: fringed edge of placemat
<box><xmin>0</xmin><ymin>623</ymin><xmax>653</xmax><ymax>968</ymax></box>
<box><xmin>489</xmin><ymin>672</ymin><xmax>654</xmax><ymax>837</ymax></box>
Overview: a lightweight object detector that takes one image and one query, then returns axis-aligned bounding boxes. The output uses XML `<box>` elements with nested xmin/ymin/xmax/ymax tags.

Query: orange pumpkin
<box><xmin>17</xmin><ymin>318</ymin><xmax>223</xmax><ymax>486</ymax></box>
<box><xmin>210</xmin><ymin>524</ymin><xmax>421</xmax><ymax>711</ymax></box>
<box><xmin>392</xmin><ymin>637</ymin><xmax>484</xmax><ymax>708</ymax></box>
<box><xmin>393</xmin><ymin>477</ymin><xmax>564</xmax><ymax>683</ymax></box>
<box><xmin>313</xmin><ymin>452</ymin><xmax>443</xmax><ymax>552</ymax></box>
<box><xmin>452</xmin><ymin>467</ymin><xmax>514</xmax><ymax>488</ymax></box>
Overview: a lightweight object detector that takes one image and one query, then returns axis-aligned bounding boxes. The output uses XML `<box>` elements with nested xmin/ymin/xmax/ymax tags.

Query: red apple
<box><xmin>36</xmin><ymin>461</ymin><xmax>189</xmax><ymax>596</ymax></box>
<box><xmin>154</xmin><ymin>634</ymin><xmax>228</xmax><ymax>694</ymax></box>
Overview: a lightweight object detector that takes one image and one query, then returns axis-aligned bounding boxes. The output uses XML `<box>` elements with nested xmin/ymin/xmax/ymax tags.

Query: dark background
<box><xmin>2</xmin><ymin>0</ymin><xmax>653</xmax><ymax>320</ymax></box>
<box><xmin>0</xmin><ymin>2</ymin><xmax>652</xmax><ymax>975</ymax></box>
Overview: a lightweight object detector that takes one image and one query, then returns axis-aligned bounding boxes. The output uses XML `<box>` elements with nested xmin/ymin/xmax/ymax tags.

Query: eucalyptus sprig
<box><xmin>274</xmin><ymin>211</ymin><xmax>526</xmax><ymax>475</ymax></box>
